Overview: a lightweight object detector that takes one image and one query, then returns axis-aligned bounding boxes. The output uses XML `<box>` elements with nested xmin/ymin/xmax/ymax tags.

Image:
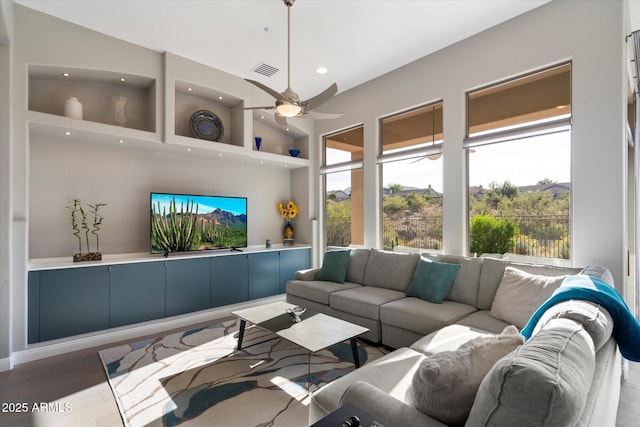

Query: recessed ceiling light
<box><xmin>218</xmin><ymin>153</ymin><xmax>223</xmax><ymax>157</ymax></box>
<box><xmin>284</xmin><ymin>164</ymin><xmax>288</xmax><ymax>168</ymax></box>
<box><xmin>120</xmin><ymin>77</ymin><xmax>126</xmax><ymax>82</ymax></box>
<box><xmin>62</xmin><ymin>72</ymin><xmax>70</xmax><ymax>77</ymax></box>
<box><xmin>260</xmin><ymin>115</ymin><xmax>265</xmax><ymax>119</ymax></box>
<box><xmin>316</xmin><ymin>67</ymin><xmax>328</xmax><ymax>74</ymax></box>
<box><xmin>118</xmin><ymin>139</ymin><xmax>124</xmax><ymax>144</ymax></box>
<box><xmin>218</xmin><ymin>96</ymin><xmax>223</xmax><ymax>100</ymax></box>
<box><xmin>187</xmin><ymin>87</ymin><xmax>193</xmax><ymax>92</ymax></box>
<box><xmin>285</xmin><ymin>127</ymin><xmax>290</xmax><ymax>132</ymax></box>
<box><xmin>260</xmin><ymin>160</ymin><xmax>264</xmax><ymax>164</ymax></box>
<box><xmin>64</xmin><ymin>131</ymin><xmax>72</xmax><ymax>135</ymax></box>
<box><xmin>187</xmin><ymin>148</ymin><xmax>192</xmax><ymax>152</ymax></box>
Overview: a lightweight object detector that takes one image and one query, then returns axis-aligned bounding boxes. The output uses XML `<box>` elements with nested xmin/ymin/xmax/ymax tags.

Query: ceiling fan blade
<box><xmin>245</xmin><ymin>79</ymin><xmax>290</xmax><ymax>103</ymax></box>
<box><xmin>302</xmin><ymin>111</ymin><xmax>343</xmax><ymax>120</ymax></box>
<box><xmin>303</xmin><ymin>83</ymin><xmax>338</xmax><ymax>111</ymax></box>
<box><xmin>274</xmin><ymin>114</ymin><xmax>288</xmax><ymax>127</ymax></box>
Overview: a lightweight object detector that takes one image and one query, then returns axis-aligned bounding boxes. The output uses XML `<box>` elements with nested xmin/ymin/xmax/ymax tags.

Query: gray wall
<box><xmin>314</xmin><ymin>0</ymin><xmax>628</xmax><ymax>289</ymax></box>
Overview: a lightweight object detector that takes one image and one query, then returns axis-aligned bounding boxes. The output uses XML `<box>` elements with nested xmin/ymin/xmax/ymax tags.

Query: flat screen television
<box><xmin>151</xmin><ymin>192</ymin><xmax>247</xmax><ymax>254</ymax></box>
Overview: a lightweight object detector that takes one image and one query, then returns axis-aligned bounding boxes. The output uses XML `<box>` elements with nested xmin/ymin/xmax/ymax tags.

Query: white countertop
<box><xmin>28</xmin><ymin>244</ymin><xmax>310</xmax><ymax>271</ymax></box>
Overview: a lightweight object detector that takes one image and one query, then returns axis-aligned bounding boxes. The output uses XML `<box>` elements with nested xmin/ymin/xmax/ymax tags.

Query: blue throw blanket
<box><xmin>521</xmin><ymin>275</ymin><xmax>640</xmax><ymax>362</ymax></box>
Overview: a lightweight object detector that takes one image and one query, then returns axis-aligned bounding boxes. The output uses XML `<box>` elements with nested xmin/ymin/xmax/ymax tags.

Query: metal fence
<box><xmin>326</xmin><ymin>214</ymin><xmax>570</xmax><ymax>259</ymax></box>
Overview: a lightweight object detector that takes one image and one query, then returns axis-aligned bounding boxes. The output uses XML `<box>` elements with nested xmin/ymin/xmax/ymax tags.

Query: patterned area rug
<box><xmin>98</xmin><ymin>317</ymin><xmax>387</xmax><ymax>427</ymax></box>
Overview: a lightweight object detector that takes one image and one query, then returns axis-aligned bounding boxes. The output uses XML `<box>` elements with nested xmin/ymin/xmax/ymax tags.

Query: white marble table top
<box><xmin>232</xmin><ymin>301</ymin><xmax>369</xmax><ymax>353</ymax></box>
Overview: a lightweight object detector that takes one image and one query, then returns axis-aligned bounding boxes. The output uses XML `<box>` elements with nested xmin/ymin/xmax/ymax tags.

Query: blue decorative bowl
<box><xmin>289</xmin><ymin>149</ymin><xmax>301</xmax><ymax>157</ymax></box>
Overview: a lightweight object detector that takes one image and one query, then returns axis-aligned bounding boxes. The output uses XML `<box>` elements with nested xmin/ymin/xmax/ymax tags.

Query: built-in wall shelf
<box><xmin>26</xmin><ymin>56</ymin><xmax>312</xmax><ymax>170</ymax></box>
<box><xmin>28</xmin><ymin>65</ymin><xmax>158</xmax><ymax>132</ymax></box>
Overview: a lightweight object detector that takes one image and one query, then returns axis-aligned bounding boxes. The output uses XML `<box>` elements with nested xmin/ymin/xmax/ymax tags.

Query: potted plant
<box><xmin>69</xmin><ymin>198</ymin><xmax>107</xmax><ymax>262</ymax></box>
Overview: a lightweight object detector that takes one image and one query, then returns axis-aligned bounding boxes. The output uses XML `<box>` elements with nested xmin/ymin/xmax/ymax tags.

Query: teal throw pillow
<box><xmin>407</xmin><ymin>257</ymin><xmax>461</xmax><ymax>303</ymax></box>
<box><xmin>316</xmin><ymin>249</ymin><xmax>351</xmax><ymax>284</ymax></box>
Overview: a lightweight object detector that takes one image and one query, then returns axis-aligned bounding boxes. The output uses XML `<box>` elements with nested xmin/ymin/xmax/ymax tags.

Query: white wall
<box><xmin>314</xmin><ymin>0</ymin><xmax>628</xmax><ymax>289</ymax></box>
<box><xmin>29</xmin><ymin>137</ymin><xmax>292</xmax><ymax>258</ymax></box>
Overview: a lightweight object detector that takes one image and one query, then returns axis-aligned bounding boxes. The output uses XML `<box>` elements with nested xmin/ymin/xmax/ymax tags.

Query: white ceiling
<box><xmin>11</xmin><ymin>0</ymin><xmax>564</xmax><ymax>102</ymax></box>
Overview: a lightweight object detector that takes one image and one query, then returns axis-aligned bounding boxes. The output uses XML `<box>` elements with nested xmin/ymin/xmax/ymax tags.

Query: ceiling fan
<box><xmin>244</xmin><ymin>0</ymin><xmax>341</xmax><ymax>126</ymax></box>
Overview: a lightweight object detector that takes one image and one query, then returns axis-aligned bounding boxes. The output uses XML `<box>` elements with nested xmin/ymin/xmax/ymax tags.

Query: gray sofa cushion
<box><xmin>410</xmin><ymin>324</ymin><xmax>495</xmax><ymax>356</ymax></box>
<box><xmin>467</xmin><ymin>317</ymin><xmax>596</xmax><ymax>427</ymax></box>
<box><xmin>477</xmin><ymin>258</ymin><xmax>581</xmax><ymax>310</ymax></box>
<box><xmin>286</xmin><ymin>280</ymin><xmax>361</xmax><ymax>305</ymax></box>
<box><xmin>428</xmin><ymin>255</ymin><xmax>483</xmax><ymax>307</ymax></box>
<box><xmin>455</xmin><ymin>310</ymin><xmax>512</xmax><ymax>334</ymax></box>
<box><xmin>380</xmin><ymin>297</ymin><xmax>477</xmax><ymax>336</ymax></box>
<box><xmin>330</xmin><ymin>287</ymin><xmax>406</xmax><ymax>320</ymax></box>
<box><xmin>531</xmin><ymin>300</ymin><xmax>614</xmax><ymax>351</ymax></box>
<box><xmin>346</xmin><ymin>248</ymin><xmax>371</xmax><ymax>284</ymax></box>
<box><xmin>409</xmin><ymin>326</ymin><xmax>523</xmax><ymax>426</ymax></box>
<box><xmin>309</xmin><ymin>347</ymin><xmax>427</xmax><ymax>423</ymax></box>
<box><xmin>363</xmin><ymin>249</ymin><xmax>419</xmax><ymax>292</ymax></box>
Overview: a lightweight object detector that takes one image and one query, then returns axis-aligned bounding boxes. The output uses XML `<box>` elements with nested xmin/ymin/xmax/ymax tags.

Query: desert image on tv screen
<box><xmin>151</xmin><ymin>193</ymin><xmax>247</xmax><ymax>254</ymax></box>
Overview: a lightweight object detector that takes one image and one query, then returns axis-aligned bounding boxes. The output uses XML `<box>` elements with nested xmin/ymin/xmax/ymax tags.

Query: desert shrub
<box><xmin>470</xmin><ymin>215</ymin><xmax>518</xmax><ymax>255</ymax></box>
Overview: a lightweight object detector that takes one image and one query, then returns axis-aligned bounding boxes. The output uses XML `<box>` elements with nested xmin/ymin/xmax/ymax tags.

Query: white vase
<box><xmin>63</xmin><ymin>97</ymin><xmax>83</xmax><ymax>120</ymax></box>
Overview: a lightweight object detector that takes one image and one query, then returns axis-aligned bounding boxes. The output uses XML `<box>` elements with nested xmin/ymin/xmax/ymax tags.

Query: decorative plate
<box><xmin>189</xmin><ymin>110</ymin><xmax>224</xmax><ymax>141</ymax></box>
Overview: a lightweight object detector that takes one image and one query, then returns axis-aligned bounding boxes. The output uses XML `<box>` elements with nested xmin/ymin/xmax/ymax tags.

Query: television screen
<box><xmin>151</xmin><ymin>192</ymin><xmax>247</xmax><ymax>254</ymax></box>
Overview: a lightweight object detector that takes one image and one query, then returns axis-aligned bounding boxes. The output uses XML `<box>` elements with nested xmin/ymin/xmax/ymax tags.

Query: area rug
<box><xmin>98</xmin><ymin>317</ymin><xmax>387</xmax><ymax>427</ymax></box>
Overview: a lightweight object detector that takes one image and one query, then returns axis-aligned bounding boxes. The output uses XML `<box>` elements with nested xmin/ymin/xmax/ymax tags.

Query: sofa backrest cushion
<box><xmin>477</xmin><ymin>258</ymin><xmax>581</xmax><ymax>310</ymax></box>
<box><xmin>429</xmin><ymin>255</ymin><xmax>483</xmax><ymax>307</ymax></box>
<box><xmin>316</xmin><ymin>249</ymin><xmax>351</xmax><ymax>283</ymax></box>
<box><xmin>466</xmin><ymin>317</ymin><xmax>595</xmax><ymax>427</ymax></box>
<box><xmin>489</xmin><ymin>267</ymin><xmax>567</xmax><ymax>329</ymax></box>
<box><xmin>363</xmin><ymin>249</ymin><xmax>419</xmax><ymax>292</ymax></box>
<box><xmin>531</xmin><ymin>300</ymin><xmax>614</xmax><ymax>352</ymax></box>
<box><xmin>346</xmin><ymin>248</ymin><xmax>371</xmax><ymax>285</ymax></box>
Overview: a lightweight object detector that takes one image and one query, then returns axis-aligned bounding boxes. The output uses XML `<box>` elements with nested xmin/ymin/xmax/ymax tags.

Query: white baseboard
<box><xmin>0</xmin><ymin>356</ymin><xmax>12</xmax><ymax>372</ymax></box>
<box><xmin>9</xmin><ymin>295</ymin><xmax>283</xmax><ymax>368</ymax></box>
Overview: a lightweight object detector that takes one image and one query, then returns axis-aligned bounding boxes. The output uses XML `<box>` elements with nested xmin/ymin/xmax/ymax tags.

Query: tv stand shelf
<box><xmin>28</xmin><ymin>246</ymin><xmax>310</xmax><ymax>343</ymax></box>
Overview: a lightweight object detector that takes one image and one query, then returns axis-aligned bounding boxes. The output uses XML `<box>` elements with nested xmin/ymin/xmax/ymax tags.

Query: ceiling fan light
<box><xmin>426</xmin><ymin>153</ymin><xmax>442</xmax><ymax>161</ymax></box>
<box><xmin>276</xmin><ymin>103</ymin><xmax>302</xmax><ymax>117</ymax></box>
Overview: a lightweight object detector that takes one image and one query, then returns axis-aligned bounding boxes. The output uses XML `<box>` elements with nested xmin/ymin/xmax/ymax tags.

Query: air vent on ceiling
<box><xmin>252</xmin><ymin>62</ymin><xmax>279</xmax><ymax>77</ymax></box>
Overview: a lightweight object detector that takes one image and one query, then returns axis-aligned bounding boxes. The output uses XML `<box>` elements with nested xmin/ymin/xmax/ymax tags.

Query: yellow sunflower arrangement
<box><xmin>278</xmin><ymin>201</ymin><xmax>299</xmax><ymax>221</ymax></box>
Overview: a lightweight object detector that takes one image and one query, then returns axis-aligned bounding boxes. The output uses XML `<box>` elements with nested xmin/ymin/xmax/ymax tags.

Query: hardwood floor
<box><xmin>1</xmin><ymin>329</ymin><xmax>639</xmax><ymax>427</ymax></box>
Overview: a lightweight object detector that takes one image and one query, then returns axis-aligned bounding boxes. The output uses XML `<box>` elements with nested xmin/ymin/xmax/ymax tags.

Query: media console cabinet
<box><xmin>27</xmin><ymin>246</ymin><xmax>310</xmax><ymax>343</ymax></box>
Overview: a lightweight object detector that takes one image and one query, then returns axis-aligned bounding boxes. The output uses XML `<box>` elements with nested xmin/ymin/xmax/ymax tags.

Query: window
<box><xmin>322</xmin><ymin>126</ymin><xmax>364</xmax><ymax>247</ymax></box>
<box><xmin>379</xmin><ymin>102</ymin><xmax>443</xmax><ymax>251</ymax></box>
<box><xmin>466</xmin><ymin>63</ymin><xmax>571</xmax><ymax>261</ymax></box>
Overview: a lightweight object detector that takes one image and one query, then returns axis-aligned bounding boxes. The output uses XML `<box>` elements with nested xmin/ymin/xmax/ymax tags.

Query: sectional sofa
<box><xmin>285</xmin><ymin>248</ymin><xmax>622</xmax><ymax>426</ymax></box>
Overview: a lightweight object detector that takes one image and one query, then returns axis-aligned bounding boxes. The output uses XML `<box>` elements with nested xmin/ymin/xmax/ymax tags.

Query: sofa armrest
<box><xmin>295</xmin><ymin>268</ymin><xmax>320</xmax><ymax>281</ymax></box>
<box><xmin>340</xmin><ymin>381</ymin><xmax>448</xmax><ymax>427</ymax></box>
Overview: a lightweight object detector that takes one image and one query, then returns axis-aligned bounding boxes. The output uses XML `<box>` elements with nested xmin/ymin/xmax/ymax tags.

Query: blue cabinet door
<box><xmin>279</xmin><ymin>249</ymin><xmax>311</xmax><ymax>293</ymax></box>
<box><xmin>248</xmin><ymin>252</ymin><xmax>280</xmax><ymax>299</ymax></box>
<box><xmin>28</xmin><ymin>271</ymin><xmax>40</xmax><ymax>344</ymax></box>
<box><xmin>165</xmin><ymin>258</ymin><xmax>210</xmax><ymax>316</ymax></box>
<box><xmin>211</xmin><ymin>255</ymin><xmax>248</xmax><ymax>307</ymax></box>
<box><xmin>110</xmin><ymin>263</ymin><xmax>166</xmax><ymax>327</ymax></box>
<box><xmin>39</xmin><ymin>266</ymin><xmax>110</xmax><ymax>341</ymax></box>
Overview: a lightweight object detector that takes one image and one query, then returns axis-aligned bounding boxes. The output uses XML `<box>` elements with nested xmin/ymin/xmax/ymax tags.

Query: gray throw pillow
<box><xmin>316</xmin><ymin>249</ymin><xmax>351</xmax><ymax>283</ymax></box>
<box><xmin>408</xmin><ymin>325</ymin><xmax>523</xmax><ymax>426</ymax></box>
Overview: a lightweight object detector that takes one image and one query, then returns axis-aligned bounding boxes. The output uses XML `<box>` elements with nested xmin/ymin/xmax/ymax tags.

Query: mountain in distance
<box><xmin>200</xmin><ymin>208</ymin><xmax>247</xmax><ymax>228</ymax></box>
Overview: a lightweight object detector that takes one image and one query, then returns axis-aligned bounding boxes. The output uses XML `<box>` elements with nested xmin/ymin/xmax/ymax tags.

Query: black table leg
<box><xmin>237</xmin><ymin>319</ymin><xmax>246</xmax><ymax>350</ymax></box>
<box><xmin>350</xmin><ymin>338</ymin><xmax>361</xmax><ymax>368</ymax></box>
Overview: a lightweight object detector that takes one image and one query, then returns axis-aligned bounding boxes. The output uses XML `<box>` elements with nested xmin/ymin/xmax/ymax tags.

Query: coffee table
<box><xmin>231</xmin><ymin>301</ymin><xmax>369</xmax><ymax>368</ymax></box>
